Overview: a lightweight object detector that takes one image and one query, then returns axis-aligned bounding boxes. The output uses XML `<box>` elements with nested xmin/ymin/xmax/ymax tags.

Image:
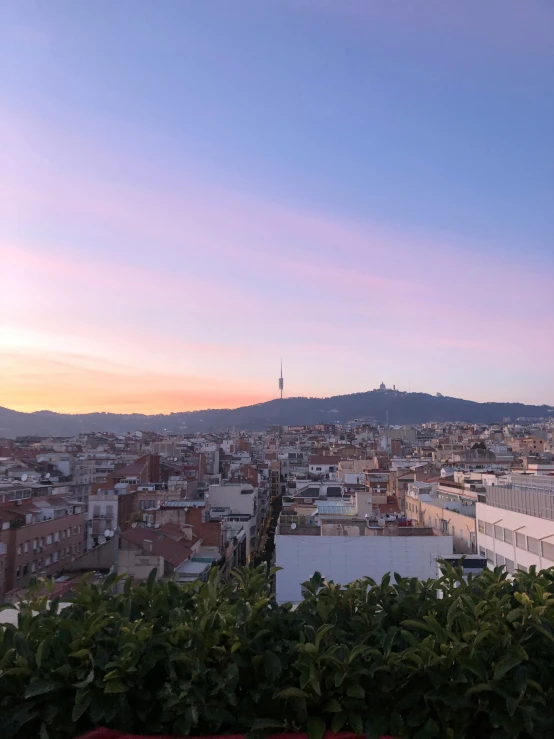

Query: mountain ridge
<box><xmin>0</xmin><ymin>390</ymin><xmax>552</xmax><ymax>437</ymax></box>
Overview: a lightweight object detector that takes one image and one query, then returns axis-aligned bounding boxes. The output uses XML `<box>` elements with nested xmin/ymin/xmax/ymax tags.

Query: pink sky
<box><xmin>1</xmin><ymin>1</ymin><xmax>553</xmax><ymax>413</ymax></box>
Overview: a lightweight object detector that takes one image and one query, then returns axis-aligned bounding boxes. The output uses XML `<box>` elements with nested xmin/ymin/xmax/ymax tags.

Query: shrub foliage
<box><xmin>2</xmin><ymin>564</ymin><xmax>554</xmax><ymax>738</ymax></box>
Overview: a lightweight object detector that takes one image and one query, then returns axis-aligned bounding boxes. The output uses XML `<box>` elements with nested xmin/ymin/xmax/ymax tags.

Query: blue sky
<box><xmin>1</xmin><ymin>1</ymin><xmax>553</xmax><ymax>412</ymax></box>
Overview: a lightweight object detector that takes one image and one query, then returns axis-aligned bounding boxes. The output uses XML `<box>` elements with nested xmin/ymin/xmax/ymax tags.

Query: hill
<box><xmin>0</xmin><ymin>390</ymin><xmax>552</xmax><ymax>437</ymax></box>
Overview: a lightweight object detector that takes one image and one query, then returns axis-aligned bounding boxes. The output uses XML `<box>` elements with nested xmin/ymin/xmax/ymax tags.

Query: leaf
<box><xmin>146</xmin><ymin>567</ymin><xmax>157</xmax><ymax>594</ymax></box>
<box><xmin>494</xmin><ymin>655</ymin><xmax>523</xmax><ymax>681</ymax></box>
<box><xmin>331</xmin><ymin>712</ymin><xmax>347</xmax><ymax>733</ymax></box>
<box><xmin>40</xmin><ymin>723</ymin><xmax>49</xmax><ymax>739</ymax></box>
<box><xmin>249</xmin><ymin>718</ymin><xmax>285</xmax><ymax>731</ymax></box>
<box><xmin>264</xmin><ymin>651</ymin><xmax>282</xmax><ymax>682</ymax></box>
<box><xmin>349</xmin><ymin>713</ymin><xmax>363</xmax><ymax>735</ymax></box>
<box><xmin>401</xmin><ymin>619</ymin><xmax>436</xmax><ymax>634</ymax></box>
<box><xmin>315</xmin><ymin>623</ymin><xmax>334</xmax><ymax>648</ymax></box>
<box><xmin>307</xmin><ymin>716</ymin><xmax>326</xmax><ymax>739</ymax></box>
<box><xmin>324</xmin><ymin>699</ymin><xmax>342</xmax><ymax>713</ymax></box>
<box><xmin>366</xmin><ymin>715</ymin><xmax>389</xmax><ymax>739</ymax></box>
<box><xmin>104</xmin><ymin>680</ymin><xmax>127</xmax><ymax>693</ymax></box>
<box><xmin>24</xmin><ymin>681</ymin><xmax>60</xmax><ymax>699</ymax></box>
<box><xmin>275</xmin><ymin>687</ymin><xmax>309</xmax><ymax>699</ymax></box>
<box><xmin>74</xmin><ymin>667</ymin><xmax>95</xmax><ymax>688</ymax></box>
<box><xmin>390</xmin><ymin>712</ymin><xmax>405</xmax><ymax>736</ymax></box>
<box><xmin>72</xmin><ymin>692</ymin><xmax>93</xmax><ymax>723</ymax></box>
<box><xmin>35</xmin><ymin>640</ymin><xmax>46</xmax><ymax>669</ymax></box>
<box><xmin>347</xmin><ymin>684</ymin><xmax>365</xmax><ymax>699</ymax></box>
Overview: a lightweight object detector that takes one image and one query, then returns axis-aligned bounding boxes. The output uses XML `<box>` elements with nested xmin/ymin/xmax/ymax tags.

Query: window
<box><xmin>516</xmin><ymin>532</ymin><xmax>526</xmax><ymax>550</ymax></box>
<box><xmin>23</xmin><ymin>564</ymin><xmax>28</xmax><ymax>576</ymax></box>
<box><xmin>62</xmin><ymin>530</ymin><xmax>66</xmax><ymax>539</ymax></box>
<box><xmin>478</xmin><ymin>520</ymin><xmax>485</xmax><ymax>534</ymax></box>
<box><xmin>139</xmin><ymin>500</ymin><xmax>146</xmax><ymax>509</ymax></box>
<box><xmin>504</xmin><ymin>528</ymin><xmax>513</xmax><ymax>545</ymax></box>
<box><xmin>54</xmin><ymin>531</ymin><xmax>59</xmax><ymax>542</ymax></box>
<box><xmin>17</xmin><ymin>544</ymin><xmax>22</xmax><ymax>556</ymax></box>
<box><xmin>33</xmin><ymin>538</ymin><xmax>38</xmax><ymax>550</ymax></box>
<box><xmin>16</xmin><ymin>566</ymin><xmax>21</xmax><ymax>579</ymax></box>
<box><xmin>505</xmin><ymin>558</ymin><xmax>515</xmax><ymax>573</ymax></box>
<box><xmin>67</xmin><ymin>528</ymin><xmax>71</xmax><ymax>537</ymax></box>
<box><xmin>24</xmin><ymin>541</ymin><xmax>29</xmax><ymax>553</ymax></box>
<box><xmin>527</xmin><ymin>537</ymin><xmax>540</xmax><ymax>555</ymax></box>
<box><xmin>494</xmin><ymin>525</ymin><xmax>503</xmax><ymax>541</ymax></box>
<box><xmin>46</xmin><ymin>534</ymin><xmax>53</xmax><ymax>545</ymax></box>
<box><xmin>78</xmin><ymin>525</ymin><xmax>82</xmax><ymax>533</ymax></box>
<box><xmin>31</xmin><ymin>562</ymin><xmax>36</xmax><ymax>573</ymax></box>
<box><xmin>518</xmin><ymin>565</ymin><xmax>528</xmax><ymax>573</ymax></box>
<box><xmin>78</xmin><ymin>542</ymin><xmax>82</xmax><ymax>552</ymax></box>
<box><xmin>485</xmin><ymin>522</ymin><xmax>493</xmax><ymax>537</ymax></box>
<box><xmin>73</xmin><ymin>526</ymin><xmax>78</xmax><ymax>535</ymax></box>
<box><xmin>39</xmin><ymin>537</ymin><xmax>44</xmax><ymax>547</ymax></box>
<box><xmin>45</xmin><ymin>556</ymin><xmax>51</xmax><ymax>566</ymax></box>
<box><xmin>53</xmin><ymin>552</ymin><xmax>59</xmax><ymax>563</ymax></box>
<box><xmin>486</xmin><ymin>548</ymin><xmax>494</xmax><ymax>564</ymax></box>
<box><xmin>542</xmin><ymin>540</ymin><xmax>554</xmax><ymax>563</ymax></box>
<box><xmin>496</xmin><ymin>554</ymin><xmax>506</xmax><ymax>567</ymax></box>
<box><xmin>479</xmin><ymin>546</ymin><xmax>486</xmax><ymax>557</ymax></box>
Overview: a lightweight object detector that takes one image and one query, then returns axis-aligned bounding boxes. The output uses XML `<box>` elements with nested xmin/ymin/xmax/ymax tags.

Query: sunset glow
<box><xmin>1</xmin><ymin>1</ymin><xmax>553</xmax><ymax>413</ymax></box>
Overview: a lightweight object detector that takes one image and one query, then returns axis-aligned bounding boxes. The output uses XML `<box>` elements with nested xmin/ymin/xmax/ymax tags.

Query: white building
<box><xmin>476</xmin><ymin>475</ymin><xmax>554</xmax><ymax>573</ymax></box>
<box><xmin>207</xmin><ymin>482</ymin><xmax>258</xmax><ymax>561</ymax></box>
<box><xmin>275</xmin><ymin>531</ymin><xmax>452</xmax><ymax>604</ymax></box>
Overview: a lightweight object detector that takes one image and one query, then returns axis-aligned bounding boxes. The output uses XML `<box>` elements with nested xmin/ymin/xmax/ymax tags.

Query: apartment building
<box><xmin>406</xmin><ymin>482</ymin><xmax>477</xmax><ymax>554</ymax></box>
<box><xmin>476</xmin><ymin>475</ymin><xmax>554</xmax><ymax>573</ymax></box>
<box><xmin>0</xmin><ymin>496</ymin><xmax>85</xmax><ymax>594</ymax></box>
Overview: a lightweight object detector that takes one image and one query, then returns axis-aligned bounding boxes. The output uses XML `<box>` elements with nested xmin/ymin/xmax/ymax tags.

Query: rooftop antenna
<box><xmin>279</xmin><ymin>359</ymin><xmax>284</xmax><ymax>400</ymax></box>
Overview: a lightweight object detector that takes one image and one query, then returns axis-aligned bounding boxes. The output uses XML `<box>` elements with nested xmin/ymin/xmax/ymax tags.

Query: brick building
<box><xmin>0</xmin><ymin>496</ymin><xmax>86</xmax><ymax>595</ymax></box>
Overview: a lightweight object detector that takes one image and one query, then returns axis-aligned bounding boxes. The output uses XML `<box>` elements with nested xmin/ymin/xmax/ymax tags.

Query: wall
<box><xmin>275</xmin><ymin>534</ymin><xmax>453</xmax><ymax>603</ymax></box>
<box><xmin>5</xmin><ymin>512</ymin><xmax>86</xmax><ymax>592</ymax></box>
<box><xmin>476</xmin><ymin>502</ymin><xmax>554</xmax><ymax>573</ymax></box>
<box><xmin>419</xmin><ymin>501</ymin><xmax>476</xmax><ymax>554</ymax></box>
<box><xmin>63</xmin><ymin>537</ymin><xmax>115</xmax><ymax>572</ymax></box>
<box><xmin>208</xmin><ymin>484</ymin><xmax>256</xmax><ymax>516</ymax></box>
<box><xmin>118</xmin><ymin>549</ymin><xmax>164</xmax><ymax>580</ymax></box>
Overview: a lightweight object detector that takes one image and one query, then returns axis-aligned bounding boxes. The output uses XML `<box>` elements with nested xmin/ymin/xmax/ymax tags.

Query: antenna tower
<box><xmin>279</xmin><ymin>360</ymin><xmax>284</xmax><ymax>399</ymax></box>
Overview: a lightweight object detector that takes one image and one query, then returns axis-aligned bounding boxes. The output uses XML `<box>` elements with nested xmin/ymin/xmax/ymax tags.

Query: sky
<box><xmin>1</xmin><ymin>0</ymin><xmax>553</xmax><ymax>414</ymax></box>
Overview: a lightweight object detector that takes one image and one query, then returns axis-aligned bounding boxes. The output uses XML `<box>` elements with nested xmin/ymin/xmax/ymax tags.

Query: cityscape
<box><xmin>2</xmin><ymin>1</ymin><xmax>553</xmax><ymax>737</ymax></box>
<box><xmin>1</xmin><ymin>387</ymin><xmax>554</xmax><ymax>603</ymax></box>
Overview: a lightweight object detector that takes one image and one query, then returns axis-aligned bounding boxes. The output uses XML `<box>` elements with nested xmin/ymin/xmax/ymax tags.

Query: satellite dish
<box><xmin>21</xmin><ymin>473</ymin><xmax>28</xmax><ymax>482</ymax></box>
<box><xmin>104</xmin><ymin>529</ymin><xmax>114</xmax><ymax>538</ymax></box>
<box><xmin>45</xmin><ymin>473</ymin><xmax>50</xmax><ymax>479</ymax></box>
<box><xmin>290</xmin><ymin>522</ymin><xmax>297</xmax><ymax>530</ymax></box>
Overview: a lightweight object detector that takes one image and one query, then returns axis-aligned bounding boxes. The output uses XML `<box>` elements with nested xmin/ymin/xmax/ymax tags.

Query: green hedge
<box><xmin>2</xmin><ymin>564</ymin><xmax>554</xmax><ymax>739</ymax></box>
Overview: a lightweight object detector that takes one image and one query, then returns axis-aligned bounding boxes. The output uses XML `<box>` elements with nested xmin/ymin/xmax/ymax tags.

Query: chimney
<box><xmin>143</xmin><ymin>539</ymin><xmax>153</xmax><ymax>554</ymax></box>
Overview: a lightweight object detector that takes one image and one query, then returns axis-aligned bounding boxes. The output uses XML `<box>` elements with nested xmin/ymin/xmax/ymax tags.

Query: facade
<box><xmin>0</xmin><ymin>497</ymin><xmax>85</xmax><ymax>594</ymax></box>
<box><xmin>406</xmin><ymin>482</ymin><xmax>477</xmax><ymax>554</ymax></box>
<box><xmin>275</xmin><ymin>529</ymin><xmax>453</xmax><ymax>604</ymax></box>
<box><xmin>476</xmin><ymin>475</ymin><xmax>554</xmax><ymax>573</ymax></box>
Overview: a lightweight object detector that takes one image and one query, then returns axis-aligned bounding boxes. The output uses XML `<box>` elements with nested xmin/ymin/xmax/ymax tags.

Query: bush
<box><xmin>2</xmin><ymin>564</ymin><xmax>554</xmax><ymax>739</ymax></box>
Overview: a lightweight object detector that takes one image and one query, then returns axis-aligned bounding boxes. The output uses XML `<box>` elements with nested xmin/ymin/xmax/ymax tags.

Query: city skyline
<box><xmin>2</xmin><ymin>1</ymin><xmax>553</xmax><ymax>414</ymax></box>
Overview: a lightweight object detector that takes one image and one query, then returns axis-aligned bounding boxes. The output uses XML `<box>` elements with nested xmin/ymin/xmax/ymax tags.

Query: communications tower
<box><xmin>279</xmin><ymin>360</ymin><xmax>284</xmax><ymax>399</ymax></box>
